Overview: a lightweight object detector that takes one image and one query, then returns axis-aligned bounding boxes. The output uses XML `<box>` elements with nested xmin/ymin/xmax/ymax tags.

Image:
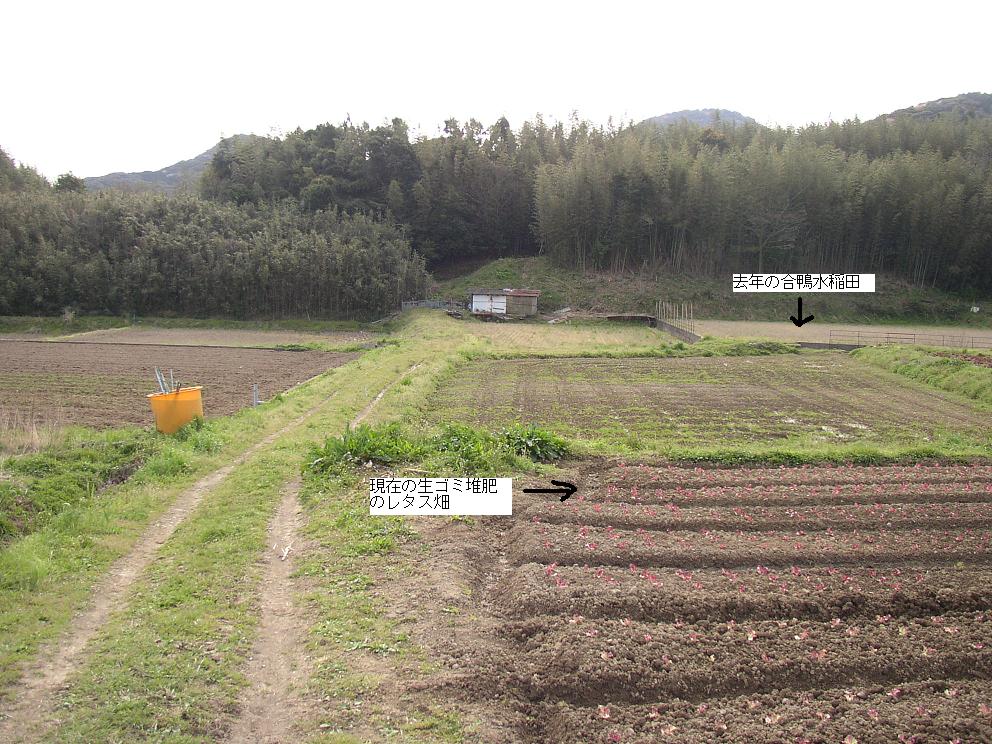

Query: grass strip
<box><xmin>854</xmin><ymin>345</ymin><xmax>992</xmax><ymax>409</ymax></box>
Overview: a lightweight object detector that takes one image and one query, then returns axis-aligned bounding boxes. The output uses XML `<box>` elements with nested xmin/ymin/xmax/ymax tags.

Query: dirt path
<box><xmin>0</xmin><ymin>391</ymin><xmax>338</xmax><ymax>744</ymax></box>
<box><xmin>225</xmin><ymin>477</ymin><xmax>310</xmax><ymax>744</ymax></box>
<box><xmin>224</xmin><ymin>364</ymin><xmax>421</xmax><ymax>743</ymax></box>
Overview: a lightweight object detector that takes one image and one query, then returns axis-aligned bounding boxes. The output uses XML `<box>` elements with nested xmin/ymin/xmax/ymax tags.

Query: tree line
<box><xmin>0</xmin><ymin>151</ymin><xmax>427</xmax><ymax>319</ymax></box>
<box><xmin>197</xmin><ymin>112</ymin><xmax>992</xmax><ymax>294</ymax></box>
<box><xmin>3</xmin><ymin>109</ymin><xmax>991</xmax><ymax>320</ymax></box>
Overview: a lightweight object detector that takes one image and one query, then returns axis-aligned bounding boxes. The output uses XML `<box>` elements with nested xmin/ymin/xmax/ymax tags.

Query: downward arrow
<box><xmin>790</xmin><ymin>297</ymin><xmax>815</xmax><ymax>327</ymax></box>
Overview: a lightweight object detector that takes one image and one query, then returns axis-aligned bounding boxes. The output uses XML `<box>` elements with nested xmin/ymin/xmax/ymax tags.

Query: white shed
<box><xmin>470</xmin><ymin>291</ymin><xmax>508</xmax><ymax>315</ymax></box>
<box><xmin>469</xmin><ymin>288</ymin><xmax>540</xmax><ymax>317</ymax></box>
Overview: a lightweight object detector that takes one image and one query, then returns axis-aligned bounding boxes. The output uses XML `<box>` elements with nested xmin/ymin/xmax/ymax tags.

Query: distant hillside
<box><xmin>882</xmin><ymin>92</ymin><xmax>992</xmax><ymax>122</ymax></box>
<box><xmin>641</xmin><ymin>108</ymin><xmax>756</xmax><ymax>128</ymax></box>
<box><xmin>84</xmin><ymin>134</ymin><xmax>257</xmax><ymax>193</ymax></box>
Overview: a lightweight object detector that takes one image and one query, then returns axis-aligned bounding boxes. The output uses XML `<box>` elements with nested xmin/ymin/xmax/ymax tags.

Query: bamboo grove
<box><xmin>2</xmin><ymin>107</ymin><xmax>992</xmax><ymax>319</ymax></box>
<box><xmin>0</xmin><ymin>171</ymin><xmax>427</xmax><ymax>319</ymax></box>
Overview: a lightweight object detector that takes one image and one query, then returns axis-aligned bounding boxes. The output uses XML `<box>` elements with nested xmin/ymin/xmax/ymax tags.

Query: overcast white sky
<box><xmin>4</xmin><ymin>0</ymin><xmax>990</xmax><ymax>179</ymax></box>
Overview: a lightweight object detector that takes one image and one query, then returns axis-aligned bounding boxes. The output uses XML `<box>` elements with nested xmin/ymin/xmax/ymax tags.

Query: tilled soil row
<box><xmin>522</xmin><ymin>499</ymin><xmax>992</xmax><ymax>533</ymax></box>
<box><xmin>493</xmin><ymin>614</ymin><xmax>992</xmax><ymax>706</ymax></box>
<box><xmin>494</xmin><ymin>563</ymin><xmax>992</xmax><ymax>623</ymax></box>
<box><xmin>581</xmin><ymin>483</ymin><xmax>992</xmax><ymax>509</ymax></box>
<box><xmin>442</xmin><ymin>463</ymin><xmax>992</xmax><ymax>742</ymax></box>
<box><xmin>509</xmin><ymin>524</ymin><xmax>992</xmax><ymax>569</ymax></box>
<box><xmin>536</xmin><ymin>679</ymin><xmax>992</xmax><ymax>744</ymax></box>
<box><xmin>579</xmin><ymin>463</ymin><xmax>992</xmax><ymax>490</ymax></box>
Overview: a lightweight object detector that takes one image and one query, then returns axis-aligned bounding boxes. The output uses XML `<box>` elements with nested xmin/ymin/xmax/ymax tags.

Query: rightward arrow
<box><xmin>522</xmin><ymin>480</ymin><xmax>578</xmax><ymax>502</ymax></box>
<box><xmin>790</xmin><ymin>296</ymin><xmax>815</xmax><ymax>327</ymax></box>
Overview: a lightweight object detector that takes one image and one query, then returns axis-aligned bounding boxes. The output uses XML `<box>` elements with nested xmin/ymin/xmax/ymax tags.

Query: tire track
<box><xmin>225</xmin><ymin>363</ymin><xmax>420</xmax><ymax>743</ymax></box>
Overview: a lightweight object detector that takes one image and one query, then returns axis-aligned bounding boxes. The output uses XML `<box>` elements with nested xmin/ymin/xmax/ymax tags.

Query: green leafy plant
<box><xmin>308</xmin><ymin>424</ymin><xmax>420</xmax><ymax>473</ymax></box>
<box><xmin>501</xmin><ymin>424</ymin><xmax>570</xmax><ymax>462</ymax></box>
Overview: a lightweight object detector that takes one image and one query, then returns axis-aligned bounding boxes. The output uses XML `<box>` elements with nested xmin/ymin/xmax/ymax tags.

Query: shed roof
<box><xmin>469</xmin><ymin>288</ymin><xmax>541</xmax><ymax>297</ymax></box>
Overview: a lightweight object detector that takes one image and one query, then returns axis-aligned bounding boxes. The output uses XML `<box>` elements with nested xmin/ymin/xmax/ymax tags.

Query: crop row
<box><xmin>588</xmin><ymin>462</ymin><xmax>992</xmax><ymax>490</ymax></box>
<box><xmin>495</xmin><ymin>563</ymin><xmax>992</xmax><ymax>623</ymax></box>
<box><xmin>497</xmin><ymin>612</ymin><xmax>992</xmax><ymax>706</ymax></box>
<box><xmin>510</xmin><ymin>524</ymin><xmax>992</xmax><ymax>568</ymax></box>
<box><xmin>580</xmin><ymin>481</ymin><xmax>992</xmax><ymax>509</ymax></box>
<box><xmin>537</xmin><ymin>679</ymin><xmax>992</xmax><ymax>744</ymax></box>
<box><xmin>523</xmin><ymin>499</ymin><xmax>992</xmax><ymax>532</ymax></box>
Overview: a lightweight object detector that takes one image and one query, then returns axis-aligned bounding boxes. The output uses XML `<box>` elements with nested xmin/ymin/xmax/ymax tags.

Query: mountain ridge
<box><xmin>640</xmin><ymin>108</ymin><xmax>756</xmax><ymax>128</ymax></box>
<box><xmin>880</xmin><ymin>92</ymin><xmax>992</xmax><ymax>121</ymax></box>
<box><xmin>83</xmin><ymin>134</ymin><xmax>257</xmax><ymax>193</ymax></box>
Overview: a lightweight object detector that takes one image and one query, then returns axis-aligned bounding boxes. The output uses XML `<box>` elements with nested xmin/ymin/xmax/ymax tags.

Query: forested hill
<box><xmin>641</xmin><ymin>109</ymin><xmax>755</xmax><ymax>128</ymax></box>
<box><xmin>195</xmin><ymin>103</ymin><xmax>992</xmax><ymax>295</ymax></box>
<box><xmin>881</xmin><ymin>92</ymin><xmax>992</xmax><ymax>122</ymax></box>
<box><xmin>83</xmin><ymin>135</ymin><xmax>259</xmax><ymax>193</ymax></box>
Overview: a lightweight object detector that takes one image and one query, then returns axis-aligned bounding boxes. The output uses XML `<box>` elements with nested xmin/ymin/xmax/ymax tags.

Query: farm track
<box><xmin>224</xmin><ymin>477</ymin><xmax>311</xmax><ymax>744</ymax></box>
<box><xmin>435</xmin><ymin>462</ymin><xmax>992</xmax><ymax>742</ymax></box>
<box><xmin>224</xmin><ymin>364</ymin><xmax>420</xmax><ymax>742</ymax></box>
<box><xmin>0</xmin><ymin>387</ymin><xmax>343</xmax><ymax>743</ymax></box>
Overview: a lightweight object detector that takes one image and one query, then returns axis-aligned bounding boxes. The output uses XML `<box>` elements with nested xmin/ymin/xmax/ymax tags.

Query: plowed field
<box><xmin>432</xmin><ymin>354</ymin><xmax>989</xmax><ymax>446</ymax></box>
<box><xmin>0</xmin><ymin>339</ymin><xmax>357</xmax><ymax>429</ymax></box>
<box><xmin>438</xmin><ymin>462</ymin><xmax>992</xmax><ymax>742</ymax></box>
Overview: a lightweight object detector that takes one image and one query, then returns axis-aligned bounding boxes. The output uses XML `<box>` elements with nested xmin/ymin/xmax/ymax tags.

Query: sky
<box><xmin>4</xmin><ymin>0</ymin><xmax>991</xmax><ymax>179</ymax></box>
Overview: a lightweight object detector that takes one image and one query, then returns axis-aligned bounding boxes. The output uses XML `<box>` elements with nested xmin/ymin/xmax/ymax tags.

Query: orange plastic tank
<box><xmin>147</xmin><ymin>386</ymin><xmax>204</xmax><ymax>434</ymax></box>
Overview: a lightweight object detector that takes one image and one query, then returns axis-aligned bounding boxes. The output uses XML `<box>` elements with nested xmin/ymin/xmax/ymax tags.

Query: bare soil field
<box><xmin>431</xmin><ymin>354</ymin><xmax>989</xmax><ymax>446</ymax></box>
<box><xmin>0</xmin><ymin>339</ymin><xmax>356</xmax><ymax>429</ymax></box>
<box><xmin>697</xmin><ymin>320</ymin><xmax>992</xmax><ymax>346</ymax></box>
<box><xmin>406</xmin><ymin>461</ymin><xmax>992</xmax><ymax>743</ymax></box>
<box><xmin>51</xmin><ymin>326</ymin><xmax>373</xmax><ymax>348</ymax></box>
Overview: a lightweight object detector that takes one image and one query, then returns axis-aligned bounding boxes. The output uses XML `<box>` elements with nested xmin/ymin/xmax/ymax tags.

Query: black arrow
<box><xmin>523</xmin><ymin>480</ymin><xmax>578</xmax><ymax>502</ymax></box>
<box><xmin>790</xmin><ymin>296</ymin><xmax>815</xmax><ymax>327</ymax></box>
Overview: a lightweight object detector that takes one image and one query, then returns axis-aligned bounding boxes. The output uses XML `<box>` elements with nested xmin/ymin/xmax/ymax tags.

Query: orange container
<box><xmin>147</xmin><ymin>386</ymin><xmax>204</xmax><ymax>434</ymax></box>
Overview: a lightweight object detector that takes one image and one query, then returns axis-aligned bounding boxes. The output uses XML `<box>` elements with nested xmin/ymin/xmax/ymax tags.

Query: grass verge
<box><xmin>0</xmin><ymin>428</ymin><xmax>155</xmax><ymax>545</ymax></box>
<box><xmin>853</xmin><ymin>345</ymin><xmax>992</xmax><ymax>409</ymax></box>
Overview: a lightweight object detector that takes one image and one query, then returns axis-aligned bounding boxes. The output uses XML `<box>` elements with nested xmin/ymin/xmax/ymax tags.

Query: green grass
<box><xmin>274</xmin><ymin>341</ymin><xmax>375</xmax><ymax>353</ymax></box>
<box><xmin>437</xmin><ymin>256</ymin><xmax>992</xmax><ymax>326</ymax></box>
<box><xmin>0</xmin><ymin>428</ymin><xmax>154</xmax><ymax>549</ymax></box>
<box><xmin>0</xmin><ymin>315</ymin><xmax>128</xmax><ymax>336</ymax></box>
<box><xmin>308</xmin><ymin>421</ymin><xmax>567</xmax><ymax>479</ymax></box>
<box><xmin>853</xmin><ymin>346</ymin><xmax>992</xmax><ymax>409</ymax></box>
<box><xmin>478</xmin><ymin>336</ymin><xmax>800</xmax><ymax>359</ymax></box>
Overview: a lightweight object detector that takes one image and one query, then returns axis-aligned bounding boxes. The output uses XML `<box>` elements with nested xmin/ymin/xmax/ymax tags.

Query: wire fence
<box><xmin>400</xmin><ymin>299</ymin><xmax>465</xmax><ymax>311</ymax></box>
<box><xmin>828</xmin><ymin>329</ymin><xmax>992</xmax><ymax>349</ymax></box>
<box><xmin>654</xmin><ymin>300</ymin><xmax>700</xmax><ymax>342</ymax></box>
